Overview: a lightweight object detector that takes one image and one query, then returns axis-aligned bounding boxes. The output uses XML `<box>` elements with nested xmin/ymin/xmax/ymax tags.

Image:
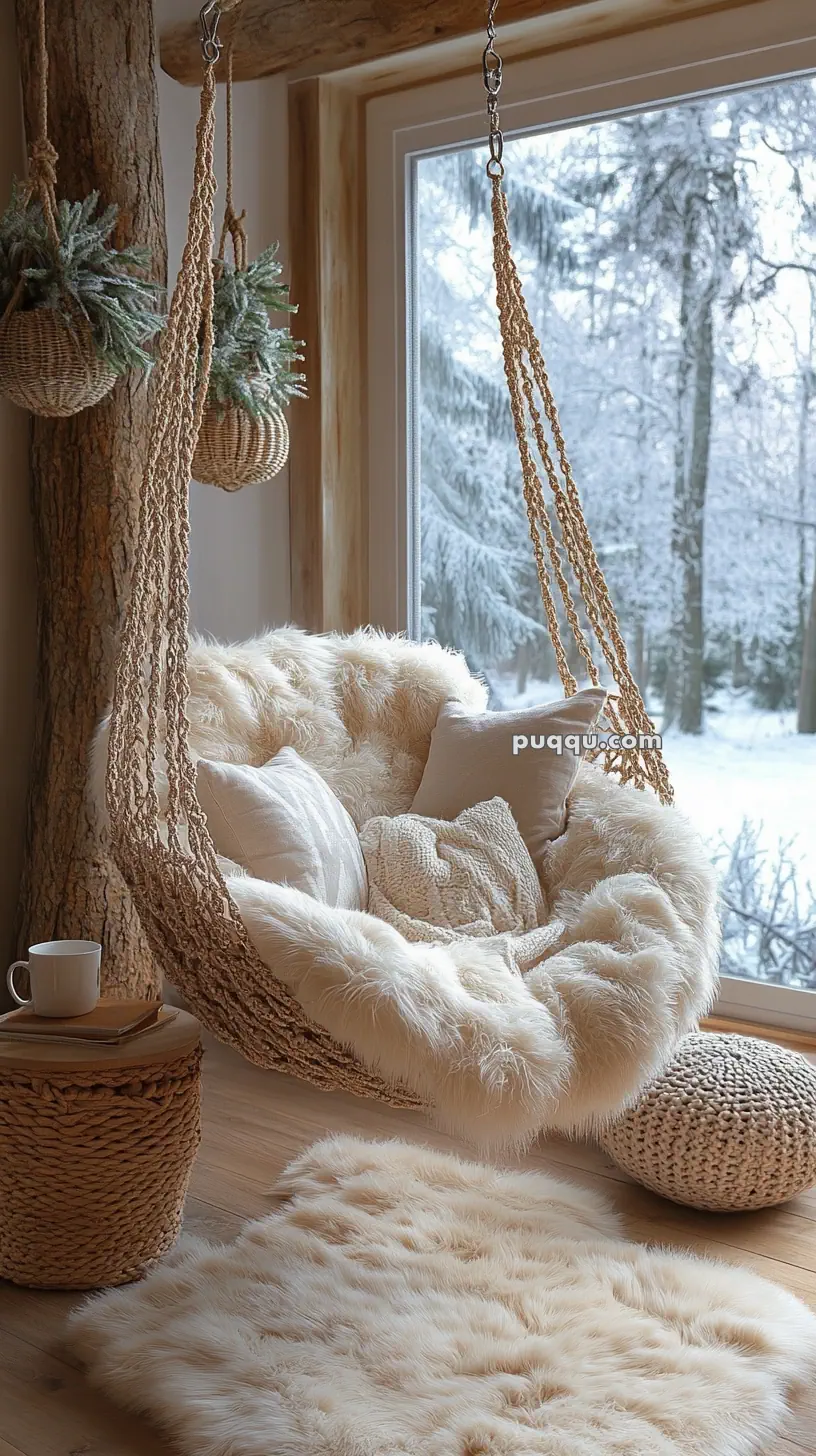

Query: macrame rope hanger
<box><xmin>216</xmin><ymin>35</ymin><xmax>247</xmax><ymax>273</ymax></box>
<box><xmin>2</xmin><ymin>0</ymin><xmax>60</xmax><ymax>324</ymax></box>
<box><xmin>21</xmin><ymin>0</ymin><xmax>59</xmax><ymax>242</ymax></box>
<box><xmin>107</xmin><ymin>0</ymin><xmax>237</xmax><ymax>881</ymax></box>
<box><xmin>484</xmin><ymin>0</ymin><xmax>672</xmax><ymax>804</ymax></box>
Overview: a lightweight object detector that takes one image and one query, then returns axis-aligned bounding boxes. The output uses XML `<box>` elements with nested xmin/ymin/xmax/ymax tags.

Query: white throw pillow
<box><xmin>196</xmin><ymin>747</ymin><xmax>367</xmax><ymax>910</ymax></box>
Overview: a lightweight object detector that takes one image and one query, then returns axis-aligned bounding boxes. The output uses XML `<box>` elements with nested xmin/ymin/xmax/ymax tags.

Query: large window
<box><xmin>367</xmin><ymin>0</ymin><xmax>816</xmax><ymax>1025</ymax></box>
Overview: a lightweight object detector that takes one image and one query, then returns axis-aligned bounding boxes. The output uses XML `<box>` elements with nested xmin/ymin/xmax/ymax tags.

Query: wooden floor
<box><xmin>1</xmin><ymin>1031</ymin><xmax>815</xmax><ymax>1455</ymax></box>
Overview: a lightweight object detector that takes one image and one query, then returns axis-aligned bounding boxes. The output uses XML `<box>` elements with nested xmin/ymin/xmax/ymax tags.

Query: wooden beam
<box><xmin>13</xmin><ymin>0</ymin><xmax>165</xmax><ymax>996</ymax></box>
<box><xmin>288</xmin><ymin>79</ymin><xmax>367</xmax><ymax>632</ymax></box>
<box><xmin>162</xmin><ymin>0</ymin><xmax>772</xmax><ymax>89</ymax></box>
<box><xmin>327</xmin><ymin>0</ymin><xmax>773</xmax><ymax>98</ymax></box>
<box><xmin>162</xmin><ymin>0</ymin><xmax>596</xmax><ymax>85</ymax></box>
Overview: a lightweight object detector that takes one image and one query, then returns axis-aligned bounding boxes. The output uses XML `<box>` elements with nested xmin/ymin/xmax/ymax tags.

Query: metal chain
<box><xmin>483</xmin><ymin>0</ymin><xmax>504</xmax><ymax>177</ymax></box>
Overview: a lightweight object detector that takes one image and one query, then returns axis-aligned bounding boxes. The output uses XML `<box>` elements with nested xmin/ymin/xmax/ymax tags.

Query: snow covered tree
<box><xmin>416</xmin><ymin>77</ymin><xmax>816</xmax><ymax>729</ymax></box>
<box><xmin>417</xmin><ymin>150</ymin><xmax>576</xmax><ymax>673</ymax></box>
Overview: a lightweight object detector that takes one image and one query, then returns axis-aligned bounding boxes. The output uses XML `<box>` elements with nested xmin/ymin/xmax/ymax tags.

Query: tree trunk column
<box><xmin>678</xmin><ymin>290</ymin><xmax>715</xmax><ymax>735</ymax></box>
<box><xmin>12</xmin><ymin>0</ymin><xmax>167</xmax><ymax>996</ymax></box>
<box><xmin>798</xmin><ymin>569</ymin><xmax>816</xmax><ymax>734</ymax></box>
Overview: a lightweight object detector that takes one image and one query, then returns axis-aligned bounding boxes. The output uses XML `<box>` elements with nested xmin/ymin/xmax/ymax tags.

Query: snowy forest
<box><xmin>416</xmin><ymin>74</ymin><xmax>816</xmax><ymax>989</ymax></box>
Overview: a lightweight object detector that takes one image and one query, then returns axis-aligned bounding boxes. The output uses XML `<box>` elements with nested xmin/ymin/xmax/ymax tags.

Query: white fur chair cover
<box><xmin>168</xmin><ymin>628</ymin><xmax>720</xmax><ymax>1151</ymax></box>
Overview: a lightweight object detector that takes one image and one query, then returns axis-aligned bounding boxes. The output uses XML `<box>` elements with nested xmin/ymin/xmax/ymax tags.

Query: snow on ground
<box><xmin>664</xmin><ymin>704</ymin><xmax>816</xmax><ymax>877</ymax></box>
<box><xmin>491</xmin><ymin>674</ymin><xmax>816</xmax><ymax>879</ymax></box>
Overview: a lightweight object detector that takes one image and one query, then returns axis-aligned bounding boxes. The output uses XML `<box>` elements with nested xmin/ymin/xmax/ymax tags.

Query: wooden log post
<box><xmin>12</xmin><ymin>0</ymin><xmax>166</xmax><ymax>996</ymax></box>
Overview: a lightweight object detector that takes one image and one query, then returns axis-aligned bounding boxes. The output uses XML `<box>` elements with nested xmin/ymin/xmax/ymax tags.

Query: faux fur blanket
<box><xmin>229</xmin><ymin>767</ymin><xmax>720</xmax><ymax>1151</ymax></box>
<box><xmin>71</xmin><ymin>1136</ymin><xmax>816</xmax><ymax>1456</ymax></box>
<box><xmin>360</xmin><ymin>798</ymin><xmax>563</xmax><ymax>975</ymax></box>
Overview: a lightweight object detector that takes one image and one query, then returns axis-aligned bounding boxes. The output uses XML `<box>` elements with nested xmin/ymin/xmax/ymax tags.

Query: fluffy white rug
<box><xmin>71</xmin><ymin>1136</ymin><xmax>816</xmax><ymax>1456</ymax></box>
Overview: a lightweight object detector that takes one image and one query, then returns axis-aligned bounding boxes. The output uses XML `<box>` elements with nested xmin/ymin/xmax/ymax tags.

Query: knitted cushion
<box><xmin>601</xmin><ymin>1032</ymin><xmax>816</xmax><ymax>1212</ymax></box>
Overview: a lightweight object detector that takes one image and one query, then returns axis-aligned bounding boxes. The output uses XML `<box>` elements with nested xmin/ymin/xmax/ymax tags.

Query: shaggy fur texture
<box><xmin>92</xmin><ymin>628</ymin><xmax>720</xmax><ymax>1145</ymax></box>
<box><xmin>91</xmin><ymin>626</ymin><xmax>486</xmax><ymax>831</ymax></box>
<box><xmin>71</xmin><ymin>1136</ymin><xmax>816</xmax><ymax>1456</ymax></box>
<box><xmin>230</xmin><ymin>766</ymin><xmax>720</xmax><ymax>1148</ymax></box>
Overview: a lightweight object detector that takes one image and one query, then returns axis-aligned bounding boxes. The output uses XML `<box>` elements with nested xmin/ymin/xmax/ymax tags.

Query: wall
<box><xmin>156</xmin><ymin>5</ymin><xmax>292</xmax><ymax>641</ymax></box>
<box><xmin>0</xmin><ymin>5</ymin><xmax>36</xmax><ymax>964</ymax></box>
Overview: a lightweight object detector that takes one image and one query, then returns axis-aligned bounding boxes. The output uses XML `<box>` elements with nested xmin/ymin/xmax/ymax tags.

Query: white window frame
<box><xmin>365</xmin><ymin>0</ymin><xmax>816</xmax><ymax>1033</ymax></box>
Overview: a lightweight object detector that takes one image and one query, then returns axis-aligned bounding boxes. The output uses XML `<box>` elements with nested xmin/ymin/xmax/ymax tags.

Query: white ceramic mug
<box><xmin>6</xmin><ymin>940</ymin><xmax>102</xmax><ymax>1017</ymax></box>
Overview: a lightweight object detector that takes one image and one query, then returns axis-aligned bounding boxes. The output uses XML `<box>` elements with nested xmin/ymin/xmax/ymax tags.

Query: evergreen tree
<box><xmin>416</xmin><ymin>78</ymin><xmax>816</xmax><ymax>723</ymax></box>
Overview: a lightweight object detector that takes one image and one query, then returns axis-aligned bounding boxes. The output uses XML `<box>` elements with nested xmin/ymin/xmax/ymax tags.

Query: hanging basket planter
<box><xmin>192</xmin><ymin>233</ymin><xmax>303</xmax><ymax>491</ymax></box>
<box><xmin>191</xmin><ymin>43</ymin><xmax>304</xmax><ymax>491</ymax></box>
<box><xmin>0</xmin><ymin>0</ymin><xmax>164</xmax><ymax>419</ymax></box>
<box><xmin>0</xmin><ymin>306</ymin><xmax>117</xmax><ymax>418</ymax></box>
<box><xmin>192</xmin><ymin>400</ymin><xmax>289</xmax><ymax>491</ymax></box>
<box><xmin>0</xmin><ymin>183</ymin><xmax>163</xmax><ymax>420</ymax></box>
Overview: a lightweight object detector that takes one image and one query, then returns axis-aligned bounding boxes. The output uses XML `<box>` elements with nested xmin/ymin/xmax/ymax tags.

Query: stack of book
<box><xmin>0</xmin><ymin>998</ymin><xmax>176</xmax><ymax>1047</ymax></box>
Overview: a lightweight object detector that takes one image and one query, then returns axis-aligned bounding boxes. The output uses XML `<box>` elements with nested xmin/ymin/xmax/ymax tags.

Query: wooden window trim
<box><xmin>702</xmin><ymin>1017</ymin><xmax>816</xmax><ymax>1055</ymax></box>
<box><xmin>287</xmin><ymin>79</ymin><xmax>368</xmax><ymax>631</ymax></box>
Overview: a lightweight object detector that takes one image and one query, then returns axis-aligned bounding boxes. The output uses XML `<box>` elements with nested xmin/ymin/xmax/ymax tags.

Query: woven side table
<box><xmin>0</xmin><ymin>1008</ymin><xmax>201</xmax><ymax>1289</ymax></box>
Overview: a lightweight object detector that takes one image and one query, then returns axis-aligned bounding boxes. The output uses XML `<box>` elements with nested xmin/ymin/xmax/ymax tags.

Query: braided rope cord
<box><xmin>485</xmin><ymin>0</ymin><xmax>672</xmax><ymax>803</ymax></box>
<box><xmin>17</xmin><ymin>0</ymin><xmax>59</xmax><ymax>247</ymax></box>
<box><xmin>104</xmin><ymin>17</ymin><xmax>417</xmax><ymax>1105</ymax></box>
<box><xmin>216</xmin><ymin>41</ymin><xmax>248</xmax><ymax>271</ymax></box>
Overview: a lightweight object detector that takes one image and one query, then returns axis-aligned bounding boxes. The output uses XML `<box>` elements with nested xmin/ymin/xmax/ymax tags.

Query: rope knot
<box><xmin>218</xmin><ymin>206</ymin><xmax>248</xmax><ymax>272</ymax></box>
<box><xmin>29</xmin><ymin>137</ymin><xmax>58</xmax><ymax>190</ymax></box>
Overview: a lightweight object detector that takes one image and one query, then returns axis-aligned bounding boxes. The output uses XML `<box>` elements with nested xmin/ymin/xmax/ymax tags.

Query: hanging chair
<box><xmin>102</xmin><ymin>1</ymin><xmax>720</xmax><ymax>1147</ymax></box>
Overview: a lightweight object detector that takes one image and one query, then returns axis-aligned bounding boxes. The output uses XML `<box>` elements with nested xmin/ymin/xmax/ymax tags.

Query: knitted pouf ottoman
<box><xmin>601</xmin><ymin>1032</ymin><xmax>816</xmax><ymax>1212</ymax></box>
<box><xmin>0</xmin><ymin>1008</ymin><xmax>201</xmax><ymax>1288</ymax></box>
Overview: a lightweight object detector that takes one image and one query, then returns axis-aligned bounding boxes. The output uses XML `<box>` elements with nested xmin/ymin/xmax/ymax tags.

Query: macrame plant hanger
<box><xmin>0</xmin><ymin>0</ymin><xmax>116</xmax><ymax>415</ymax></box>
<box><xmin>484</xmin><ymin>0</ymin><xmax>672</xmax><ymax>803</ymax></box>
<box><xmin>191</xmin><ymin>32</ymin><xmax>290</xmax><ymax>489</ymax></box>
<box><xmin>216</xmin><ymin>40</ymin><xmax>247</xmax><ymax>275</ymax></box>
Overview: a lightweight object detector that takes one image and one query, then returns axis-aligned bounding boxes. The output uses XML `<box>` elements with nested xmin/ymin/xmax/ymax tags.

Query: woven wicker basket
<box><xmin>0</xmin><ymin>307</ymin><xmax>117</xmax><ymax>417</ymax></box>
<box><xmin>192</xmin><ymin>401</ymin><xmax>289</xmax><ymax>491</ymax></box>
<box><xmin>0</xmin><ymin>1010</ymin><xmax>202</xmax><ymax>1289</ymax></box>
<box><xmin>601</xmin><ymin>1032</ymin><xmax>816</xmax><ymax>1212</ymax></box>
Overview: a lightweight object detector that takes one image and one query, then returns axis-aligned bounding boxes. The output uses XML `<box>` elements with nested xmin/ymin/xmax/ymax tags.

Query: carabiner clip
<box><xmin>200</xmin><ymin>0</ymin><xmax>223</xmax><ymax>66</ymax></box>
